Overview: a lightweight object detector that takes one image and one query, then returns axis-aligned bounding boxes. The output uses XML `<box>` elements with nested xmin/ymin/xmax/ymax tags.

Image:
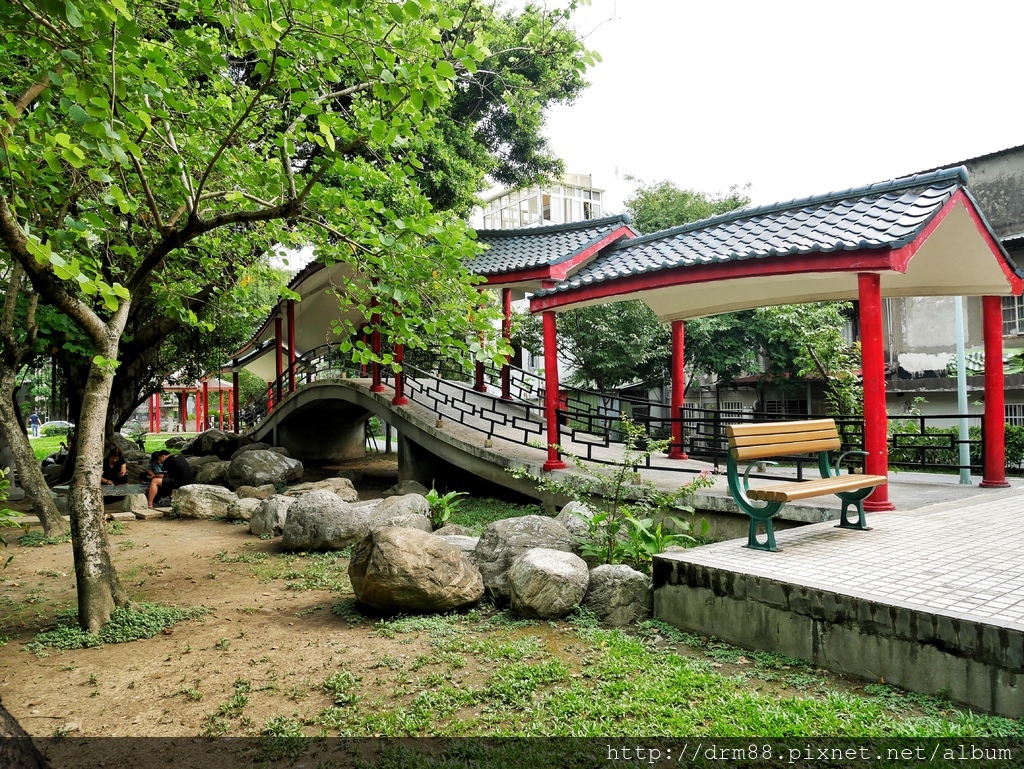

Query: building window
<box><xmin>764</xmin><ymin>400</ymin><xmax>808</xmax><ymax>416</ymax></box>
<box><xmin>1003</xmin><ymin>296</ymin><xmax>1024</xmax><ymax>336</ymax></box>
<box><xmin>1007</xmin><ymin>404</ymin><xmax>1024</xmax><ymax>426</ymax></box>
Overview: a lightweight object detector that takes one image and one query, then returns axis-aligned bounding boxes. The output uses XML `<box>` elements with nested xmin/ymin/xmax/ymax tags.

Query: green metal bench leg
<box><xmin>837</xmin><ymin>499</ymin><xmax>871</xmax><ymax>531</ymax></box>
<box><xmin>746</xmin><ymin>515</ymin><xmax>779</xmax><ymax>551</ymax></box>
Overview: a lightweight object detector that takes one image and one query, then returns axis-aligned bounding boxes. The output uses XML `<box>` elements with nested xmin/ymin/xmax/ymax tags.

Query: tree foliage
<box><xmin>624</xmin><ymin>178</ymin><xmax>751</xmax><ymax>235</ymax></box>
<box><xmin>0</xmin><ymin>0</ymin><xmax>593</xmax><ymax>631</ymax></box>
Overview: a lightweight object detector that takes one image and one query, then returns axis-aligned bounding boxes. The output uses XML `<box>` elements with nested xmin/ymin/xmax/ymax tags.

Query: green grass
<box><xmin>447</xmin><ymin>497</ymin><xmax>544</xmax><ymax>534</ymax></box>
<box><xmin>24</xmin><ymin>602</ymin><xmax>211</xmax><ymax>653</ymax></box>
<box><xmin>30</xmin><ymin>432</ymin><xmax>193</xmax><ymax>462</ymax></box>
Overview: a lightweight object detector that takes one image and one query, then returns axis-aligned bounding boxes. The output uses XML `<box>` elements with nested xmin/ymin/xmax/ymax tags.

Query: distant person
<box><xmin>147</xmin><ymin>450</ymin><xmax>194</xmax><ymax>508</ymax></box>
<box><xmin>29</xmin><ymin>412</ymin><xmax>41</xmax><ymax>438</ymax></box>
<box><xmin>143</xmin><ymin>451</ymin><xmax>165</xmax><ymax>482</ymax></box>
<box><xmin>100</xmin><ymin>447</ymin><xmax>128</xmax><ymax>486</ymax></box>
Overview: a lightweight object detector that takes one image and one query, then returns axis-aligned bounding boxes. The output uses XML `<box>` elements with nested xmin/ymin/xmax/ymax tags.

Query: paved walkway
<box><xmin>664</xmin><ymin>484</ymin><xmax>1024</xmax><ymax>630</ymax></box>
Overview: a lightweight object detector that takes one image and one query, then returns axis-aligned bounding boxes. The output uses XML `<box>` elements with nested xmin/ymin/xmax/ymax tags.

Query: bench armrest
<box><xmin>743</xmin><ymin>460</ymin><xmax>777</xmax><ymax>492</ymax></box>
<box><xmin>834</xmin><ymin>450</ymin><xmax>868</xmax><ymax>476</ymax></box>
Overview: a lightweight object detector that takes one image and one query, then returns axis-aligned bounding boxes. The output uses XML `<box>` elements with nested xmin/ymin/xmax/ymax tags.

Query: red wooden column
<box><xmin>218</xmin><ymin>388</ymin><xmax>224</xmax><ymax>429</ymax></box>
<box><xmin>981</xmin><ymin>295</ymin><xmax>1009</xmax><ymax>487</ymax></box>
<box><xmin>392</xmin><ymin>342</ymin><xmax>408</xmax><ymax>406</ymax></box>
<box><xmin>858</xmin><ymin>273</ymin><xmax>894</xmax><ymax>511</ymax></box>
<box><xmin>668</xmin><ymin>319</ymin><xmax>688</xmax><ymax>459</ymax></box>
<box><xmin>148</xmin><ymin>394</ymin><xmax>156</xmax><ymax>433</ymax></box>
<box><xmin>287</xmin><ymin>299</ymin><xmax>297</xmax><ymax>394</ymax></box>
<box><xmin>500</xmin><ymin>287</ymin><xmax>513</xmax><ymax>401</ymax></box>
<box><xmin>542</xmin><ymin>308</ymin><xmax>565</xmax><ymax>471</ymax></box>
<box><xmin>194</xmin><ymin>386</ymin><xmax>202</xmax><ymax>431</ymax></box>
<box><xmin>274</xmin><ymin>316</ymin><xmax>284</xmax><ymax>403</ymax></box>
<box><xmin>154</xmin><ymin>393</ymin><xmax>161</xmax><ymax>434</ymax></box>
<box><xmin>202</xmin><ymin>379</ymin><xmax>209</xmax><ymax>430</ymax></box>
<box><xmin>474</xmin><ymin>290</ymin><xmax>487</xmax><ymax>392</ymax></box>
<box><xmin>179</xmin><ymin>392</ymin><xmax>187</xmax><ymax>432</ymax></box>
<box><xmin>370</xmin><ymin>299</ymin><xmax>385</xmax><ymax>393</ymax></box>
<box><xmin>231</xmin><ymin>371</ymin><xmax>240</xmax><ymax>433</ymax></box>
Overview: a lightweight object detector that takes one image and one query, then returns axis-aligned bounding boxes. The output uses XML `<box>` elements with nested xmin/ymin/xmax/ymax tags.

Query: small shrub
<box><xmin>25</xmin><ymin>603</ymin><xmax>211</xmax><ymax>652</ymax></box>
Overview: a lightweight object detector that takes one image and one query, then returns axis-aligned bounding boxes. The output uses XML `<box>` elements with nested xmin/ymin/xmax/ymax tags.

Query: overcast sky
<box><xmin>528</xmin><ymin>0</ymin><xmax>1024</xmax><ymax>212</ymax></box>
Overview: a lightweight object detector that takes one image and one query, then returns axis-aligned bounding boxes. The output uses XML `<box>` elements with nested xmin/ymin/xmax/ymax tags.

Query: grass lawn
<box><xmin>29</xmin><ymin>432</ymin><xmax>194</xmax><ymax>462</ymax></box>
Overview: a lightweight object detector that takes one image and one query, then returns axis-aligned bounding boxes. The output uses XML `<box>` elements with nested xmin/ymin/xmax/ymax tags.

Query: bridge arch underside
<box><xmin>249</xmin><ymin>383</ymin><xmax>545</xmax><ymax>503</ymax></box>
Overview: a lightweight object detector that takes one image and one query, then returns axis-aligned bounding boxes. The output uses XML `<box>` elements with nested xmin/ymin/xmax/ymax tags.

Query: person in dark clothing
<box><xmin>146</xmin><ymin>450</ymin><xmax>194</xmax><ymax>507</ymax></box>
<box><xmin>101</xmin><ymin>447</ymin><xmax>128</xmax><ymax>486</ymax></box>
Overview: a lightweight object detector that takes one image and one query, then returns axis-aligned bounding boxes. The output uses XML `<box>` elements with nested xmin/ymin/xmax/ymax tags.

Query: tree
<box><xmin>0</xmin><ymin>0</ymin><xmax>593</xmax><ymax>631</ymax></box>
<box><xmin>625</xmin><ymin>177</ymin><xmax>751</xmax><ymax>235</ymax></box>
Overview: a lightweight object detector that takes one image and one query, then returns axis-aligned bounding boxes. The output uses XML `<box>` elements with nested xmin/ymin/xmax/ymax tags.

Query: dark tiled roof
<box><xmin>467</xmin><ymin>214</ymin><xmax>635</xmax><ymax>276</ymax></box>
<box><xmin>534</xmin><ymin>167</ymin><xmax>970</xmax><ymax>298</ymax></box>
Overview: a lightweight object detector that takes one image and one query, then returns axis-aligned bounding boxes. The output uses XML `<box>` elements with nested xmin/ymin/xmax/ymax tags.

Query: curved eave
<box><xmin>477</xmin><ymin>224</ymin><xmax>637</xmax><ymax>291</ymax></box>
<box><xmin>530</xmin><ymin>191</ymin><xmax>1024</xmax><ymax>320</ymax></box>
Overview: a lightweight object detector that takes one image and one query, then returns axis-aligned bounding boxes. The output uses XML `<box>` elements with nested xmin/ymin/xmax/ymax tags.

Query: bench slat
<box><xmin>725</xmin><ymin>419</ymin><xmax>836</xmax><ymax>438</ymax></box>
<box><xmin>728</xmin><ymin>428</ymin><xmax>838</xmax><ymax>448</ymax></box>
<box><xmin>731</xmin><ymin>437</ymin><xmax>841</xmax><ymax>461</ymax></box>
<box><xmin>746</xmin><ymin>474</ymin><xmax>886</xmax><ymax>502</ymax></box>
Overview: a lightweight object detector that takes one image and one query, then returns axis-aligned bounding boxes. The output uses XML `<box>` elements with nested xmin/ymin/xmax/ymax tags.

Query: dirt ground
<box><xmin>0</xmin><ymin>454</ymin><xmax>427</xmax><ymax>739</ymax></box>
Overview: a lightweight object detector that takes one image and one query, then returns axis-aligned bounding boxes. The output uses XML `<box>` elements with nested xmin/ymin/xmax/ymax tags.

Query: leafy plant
<box><xmin>425</xmin><ymin>487</ymin><xmax>468</xmax><ymax>529</ymax></box>
<box><xmin>511</xmin><ymin>417</ymin><xmax>713</xmax><ymax>572</ymax></box>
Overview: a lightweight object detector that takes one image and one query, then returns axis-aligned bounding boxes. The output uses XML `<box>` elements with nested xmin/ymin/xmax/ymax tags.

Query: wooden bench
<box><xmin>725</xmin><ymin>419</ymin><xmax>887</xmax><ymax>551</ymax></box>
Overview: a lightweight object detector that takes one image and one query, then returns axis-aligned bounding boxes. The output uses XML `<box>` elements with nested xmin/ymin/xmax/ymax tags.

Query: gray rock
<box><xmin>508</xmin><ymin>548</ymin><xmax>589</xmax><ymax>619</ymax></box>
<box><xmin>186</xmin><ymin>428</ymin><xmax>232</xmax><ymax>456</ymax></box>
<box><xmin>230</xmin><ymin>442</ymin><xmax>273</xmax><ymax>460</ymax></box>
<box><xmin>108</xmin><ymin>433</ymin><xmax>139</xmax><ymax>456</ymax></box>
<box><xmin>349</xmin><ymin>527</ymin><xmax>483</xmax><ymax>613</ymax></box>
<box><xmin>281</xmin><ymin>490</ymin><xmax>367</xmax><ymax>551</ymax></box>
<box><xmin>227</xmin><ymin>497</ymin><xmax>262</xmax><ymax>522</ymax></box>
<box><xmin>164</xmin><ymin>435</ymin><xmax>188</xmax><ymax>448</ymax></box>
<box><xmin>227</xmin><ymin>449</ymin><xmax>303</xmax><ymax>489</ymax></box>
<box><xmin>336</xmin><ymin>470</ymin><xmax>362</xmax><ymax>483</ymax></box>
<box><xmin>370</xmin><ymin>493</ymin><xmax>431</xmax><ymax>521</ymax></box>
<box><xmin>185</xmin><ymin>454</ymin><xmax>221</xmax><ymax>471</ymax></box>
<box><xmin>195</xmin><ymin>460</ymin><xmax>230</xmax><ymax>485</ymax></box>
<box><xmin>382</xmin><ymin>480</ymin><xmax>429</xmax><ymax>497</ymax></box>
<box><xmin>433</xmin><ymin>524</ymin><xmax>471</xmax><ymax>537</ymax></box>
<box><xmin>472</xmin><ymin>515</ymin><xmax>574</xmax><ymax>602</ymax></box>
<box><xmin>121</xmin><ymin>493</ymin><xmax>148</xmax><ymax>513</ymax></box>
<box><xmin>172</xmin><ymin>484</ymin><xmax>239</xmax><ymax>519</ymax></box>
<box><xmin>368</xmin><ymin>510</ymin><xmax>433</xmax><ymax>533</ymax></box>
<box><xmin>555</xmin><ymin>501</ymin><xmax>595</xmax><ymax>540</ymax></box>
<box><xmin>285</xmin><ymin>477</ymin><xmax>358</xmax><ymax>502</ymax></box>
<box><xmin>582</xmin><ymin>564</ymin><xmax>652</xmax><ymax>627</ymax></box>
<box><xmin>250</xmin><ymin>494</ymin><xmax>295</xmax><ymax>537</ymax></box>
<box><xmin>236</xmin><ymin>484</ymin><xmax>277</xmax><ymax>500</ymax></box>
<box><xmin>437</xmin><ymin>534</ymin><xmax>479</xmax><ymax>557</ymax></box>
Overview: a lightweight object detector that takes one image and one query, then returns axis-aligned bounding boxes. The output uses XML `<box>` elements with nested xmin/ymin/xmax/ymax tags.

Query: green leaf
<box><xmin>435</xmin><ymin>60</ymin><xmax>456</xmax><ymax>80</ymax></box>
<box><xmin>64</xmin><ymin>0</ymin><xmax>83</xmax><ymax>27</ymax></box>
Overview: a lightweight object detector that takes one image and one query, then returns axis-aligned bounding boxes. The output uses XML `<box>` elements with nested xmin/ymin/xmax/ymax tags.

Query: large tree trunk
<box><xmin>69</xmin><ymin>357</ymin><xmax>127</xmax><ymax>633</ymax></box>
<box><xmin>0</xmin><ymin>373</ymin><xmax>67</xmax><ymax>540</ymax></box>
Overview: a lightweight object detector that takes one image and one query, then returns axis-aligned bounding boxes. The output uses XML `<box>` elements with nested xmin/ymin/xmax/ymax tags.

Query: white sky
<box><xmin>532</xmin><ymin>0</ymin><xmax>1024</xmax><ymax>212</ymax></box>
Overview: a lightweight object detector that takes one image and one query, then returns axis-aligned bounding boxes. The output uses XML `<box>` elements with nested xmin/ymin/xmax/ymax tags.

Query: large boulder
<box><xmin>367</xmin><ymin>494</ymin><xmax>431</xmax><ymax>525</ymax></box>
<box><xmin>349</xmin><ymin>527</ymin><xmax>484</xmax><ymax>613</ymax></box>
<box><xmin>554</xmin><ymin>501</ymin><xmax>595</xmax><ymax>540</ymax></box>
<box><xmin>195</xmin><ymin>460</ymin><xmax>230</xmax><ymax>485</ymax></box>
<box><xmin>236</xmin><ymin>484</ymin><xmax>277</xmax><ymax>500</ymax></box>
<box><xmin>250</xmin><ymin>494</ymin><xmax>295</xmax><ymax>537</ymax></box>
<box><xmin>185</xmin><ymin>454</ymin><xmax>221</xmax><ymax>471</ymax></box>
<box><xmin>582</xmin><ymin>564</ymin><xmax>652</xmax><ymax>627</ymax></box>
<box><xmin>285</xmin><ymin>477</ymin><xmax>359</xmax><ymax>503</ymax></box>
<box><xmin>231</xmin><ymin>441</ymin><xmax>273</xmax><ymax>459</ymax></box>
<box><xmin>472</xmin><ymin>515</ymin><xmax>574</xmax><ymax>601</ymax></box>
<box><xmin>281</xmin><ymin>490</ymin><xmax>367</xmax><ymax>551</ymax></box>
<box><xmin>508</xmin><ymin>548</ymin><xmax>589</xmax><ymax>619</ymax></box>
<box><xmin>227</xmin><ymin>449</ymin><xmax>303</xmax><ymax>490</ymax></box>
<box><xmin>382</xmin><ymin>480</ymin><xmax>429</xmax><ymax>498</ymax></box>
<box><xmin>185</xmin><ymin>428</ymin><xmax>232</xmax><ymax>456</ymax></box>
<box><xmin>433</xmin><ymin>524</ymin><xmax>471</xmax><ymax>537</ymax></box>
<box><xmin>437</xmin><ymin>534</ymin><xmax>479</xmax><ymax>557</ymax></box>
<box><xmin>226</xmin><ymin>497</ymin><xmax>262</xmax><ymax>522</ymax></box>
<box><xmin>172</xmin><ymin>484</ymin><xmax>239</xmax><ymax>519</ymax></box>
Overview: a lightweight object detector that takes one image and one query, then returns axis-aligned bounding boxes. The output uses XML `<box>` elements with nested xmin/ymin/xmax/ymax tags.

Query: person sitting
<box><xmin>146</xmin><ymin>450</ymin><xmax>194</xmax><ymax>508</ymax></box>
<box><xmin>100</xmin><ymin>447</ymin><xmax>128</xmax><ymax>486</ymax></box>
<box><xmin>143</xmin><ymin>451</ymin><xmax>165</xmax><ymax>482</ymax></box>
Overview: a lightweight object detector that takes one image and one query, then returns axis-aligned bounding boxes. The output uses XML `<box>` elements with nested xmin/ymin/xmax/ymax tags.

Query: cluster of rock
<box><xmin>159</xmin><ymin>428</ymin><xmax>653</xmax><ymax>627</ymax></box>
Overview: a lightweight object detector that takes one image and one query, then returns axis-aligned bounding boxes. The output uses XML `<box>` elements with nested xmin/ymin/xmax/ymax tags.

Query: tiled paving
<box><xmin>665</xmin><ymin>487</ymin><xmax>1024</xmax><ymax>630</ymax></box>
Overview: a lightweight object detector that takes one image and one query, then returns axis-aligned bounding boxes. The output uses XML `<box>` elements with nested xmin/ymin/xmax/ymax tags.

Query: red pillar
<box><xmin>287</xmin><ymin>299</ymin><xmax>296</xmax><ymax>394</ymax></box>
<box><xmin>231</xmin><ymin>372</ymin><xmax>240</xmax><ymax>434</ymax></box>
<box><xmin>194</xmin><ymin>387</ymin><xmax>202</xmax><ymax>432</ymax></box>
<box><xmin>218</xmin><ymin>388</ymin><xmax>224</xmax><ymax>430</ymax></box>
<box><xmin>858</xmin><ymin>273</ymin><xmax>894</xmax><ymax>511</ymax></box>
<box><xmin>201</xmin><ymin>379</ymin><xmax>209</xmax><ymax>431</ymax></box>
<box><xmin>542</xmin><ymin>309</ymin><xmax>565</xmax><ymax>471</ymax></box>
<box><xmin>668</xmin><ymin>319</ymin><xmax>688</xmax><ymax>459</ymax></box>
<box><xmin>500</xmin><ymin>287</ymin><xmax>513</xmax><ymax>401</ymax></box>
<box><xmin>370</xmin><ymin>299</ymin><xmax>385</xmax><ymax>393</ymax></box>
<box><xmin>154</xmin><ymin>393</ymin><xmax>161</xmax><ymax>434</ymax></box>
<box><xmin>274</xmin><ymin>315</ymin><xmax>284</xmax><ymax>403</ymax></box>
<box><xmin>148</xmin><ymin>394</ymin><xmax>155</xmax><ymax>433</ymax></box>
<box><xmin>981</xmin><ymin>295</ymin><xmax>1009</xmax><ymax>487</ymax></box>
<box><xmin>392</xmin><ymin>342</ymin><xmax>408</xmax><ymax>406</ymax></box>
<box><xmin>267</xmin><ymin>383</ymin><xmax>274</xmax><ymax>414</ymax></box>
<box><xmin>179</xmin><ymin>392</ymin><xmax>187</xmax><ymax>432</ymax></box>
